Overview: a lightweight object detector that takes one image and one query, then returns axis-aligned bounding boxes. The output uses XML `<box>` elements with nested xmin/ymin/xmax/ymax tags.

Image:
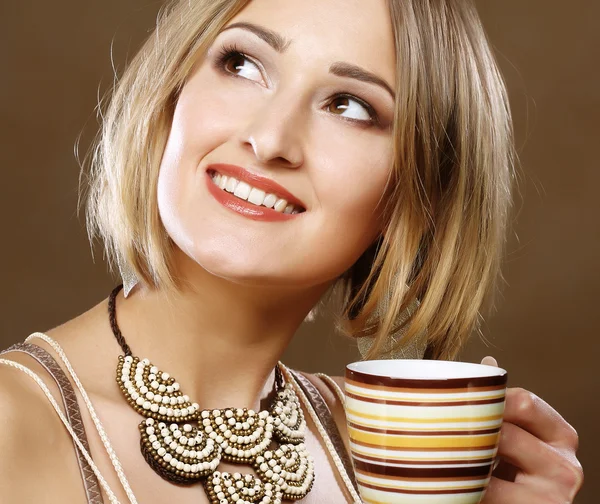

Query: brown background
<box><xmin>1</xmin><ymin>1</ymin><xmax>598</xmax><ymax>502</ymax></box>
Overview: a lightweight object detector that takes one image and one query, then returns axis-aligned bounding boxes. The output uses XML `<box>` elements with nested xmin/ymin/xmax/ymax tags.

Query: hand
<box><xmin>480</xmin><ymin>356</ymin><xmax>583</xmax><ymax>503</ymax></box>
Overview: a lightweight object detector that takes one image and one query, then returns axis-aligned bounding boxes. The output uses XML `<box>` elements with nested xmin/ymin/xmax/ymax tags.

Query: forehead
<box><xmin>227</xmin><ymin>0</ymin><xmax>396</xmax><ymax>85</ymax></box>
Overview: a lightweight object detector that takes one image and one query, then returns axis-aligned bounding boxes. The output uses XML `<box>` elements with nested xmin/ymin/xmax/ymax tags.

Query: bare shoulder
<box><xmin>0</xmin><ymin>352</ymin><xmax>86</xmax><ymax>501</ymax></box>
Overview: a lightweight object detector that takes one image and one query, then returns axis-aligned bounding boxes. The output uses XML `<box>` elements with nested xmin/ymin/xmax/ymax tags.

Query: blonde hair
<box><xmin>85</xmin><ymin>0</ymin><xmax>514</xmax><ymax>360</ymax></box>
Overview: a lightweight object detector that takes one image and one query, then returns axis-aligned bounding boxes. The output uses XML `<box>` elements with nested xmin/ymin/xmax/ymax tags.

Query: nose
<box><xmin>239</xmin><ymin>92</ymin><xmax>305</xmax><ymax>169</ymax></box>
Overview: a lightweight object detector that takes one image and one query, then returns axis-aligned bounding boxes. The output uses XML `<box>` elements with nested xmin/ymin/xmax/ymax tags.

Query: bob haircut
<box><xmin>85</xmin><ymin>0</ymin><xmax>514</xmax><ymax>360</ymax></box>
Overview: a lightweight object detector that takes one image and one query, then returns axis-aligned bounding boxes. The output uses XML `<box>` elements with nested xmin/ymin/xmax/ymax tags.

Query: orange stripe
<box><xmin>346</xmin><ymin>408</ymin><xmax>503</xmax><ymax>424</ymax></box>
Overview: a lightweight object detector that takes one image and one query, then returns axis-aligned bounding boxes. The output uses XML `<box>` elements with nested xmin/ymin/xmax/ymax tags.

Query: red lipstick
<box><xmin>206</xmin><ymin>164</ymin><xmax>305</xmax><ymax>209</ymax></box>
<box><xmin>205</xmin><ymin>164</ymin><xmax>305</xmax><ymax>222</ymax></box>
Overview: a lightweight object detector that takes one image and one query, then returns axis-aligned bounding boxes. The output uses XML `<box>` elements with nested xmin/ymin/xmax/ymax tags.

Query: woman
<box><xmin>0</xmin><ymin>0</ymin><xmax>583</xmax><ymax>502</ymax></box>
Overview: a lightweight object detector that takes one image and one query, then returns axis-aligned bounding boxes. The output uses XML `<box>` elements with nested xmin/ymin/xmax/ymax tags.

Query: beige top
<box><xmin>0</xmin><ymin>334</ymin><xmax>359</xmax><ymax>504</ymax></box>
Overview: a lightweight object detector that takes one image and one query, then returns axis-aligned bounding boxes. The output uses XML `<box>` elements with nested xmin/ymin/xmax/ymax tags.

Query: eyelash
<box><xmin>214</xmin><ymin>44</ymin><xmax>381</xmax><ymax>127</ymax></box>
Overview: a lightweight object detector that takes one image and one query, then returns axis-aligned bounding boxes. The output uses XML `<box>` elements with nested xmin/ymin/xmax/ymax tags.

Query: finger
<box><xmin>482</xmin><ymin>477</ymin><xmax>551</xmax><ymax>504</ymax></box>
<box><xmin>481</xmin><ymin>356</ymin><xmax>498</xmax><ymax>367</ymax></box>
<box><xmin>497</xmin><ymin>421</ymin><xmax>571</xmax><ymax>479</ymax></box>
<box><xmin>504</xmin><ymin>388</ymin><xmax>579</xmax><ymax>450</ymax></box>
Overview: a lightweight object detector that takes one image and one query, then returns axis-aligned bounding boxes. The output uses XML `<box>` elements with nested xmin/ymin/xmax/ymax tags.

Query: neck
<box><xmin>113</xmin><ymin>253</ymin><xmax>330</xmax><ymax>411</ymax></box>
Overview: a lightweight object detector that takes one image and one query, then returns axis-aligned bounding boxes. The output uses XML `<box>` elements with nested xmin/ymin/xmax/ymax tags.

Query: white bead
<box><xmin>161</xmin><ymin>372</ymin><xmax>170</xmax><ymax>380</ymax></box>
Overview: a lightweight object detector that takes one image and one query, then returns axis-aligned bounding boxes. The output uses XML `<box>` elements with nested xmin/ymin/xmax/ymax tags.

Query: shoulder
<box><xmin>0</xmin><ymin>350</ymin><xmax>83</xmax><ymax>500</ymax></box>
<box><xmin>0</xmin><ymin>350</ymin><xmax>64</xmax><ymax>437</ymax></box>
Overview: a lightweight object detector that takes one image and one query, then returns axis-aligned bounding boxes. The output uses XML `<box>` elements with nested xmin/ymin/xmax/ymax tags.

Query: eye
<box><xmin>217</xmin><ymin>46</ymin><xmax>263</xmax><ymax>83</ymax></box>
<box><xmin>327</xmin><ymin>95</ymin><xmax>376</xmax><ymax>124</ymax></box>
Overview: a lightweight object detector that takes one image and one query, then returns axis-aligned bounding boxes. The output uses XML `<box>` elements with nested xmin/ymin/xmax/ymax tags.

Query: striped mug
<box><xmin>345</xmin><ymin>360</ymin><xmax>507</xmax><ymax>504</ymax></box>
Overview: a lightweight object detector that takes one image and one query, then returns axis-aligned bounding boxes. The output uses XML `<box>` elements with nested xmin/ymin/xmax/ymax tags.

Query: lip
<box><xmin>206</xmin><ymin>163</ymin><xmax>306</xmax><ymax>210</ymax></box>
<box><xmin>204</xmin><ymin>166</ymin><xmax>304</xmax><ymax>222</ymax></box>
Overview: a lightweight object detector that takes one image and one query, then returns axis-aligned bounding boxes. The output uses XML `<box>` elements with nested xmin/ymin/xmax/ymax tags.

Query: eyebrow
<box><xmin>221</xmin><ymin>22</ymin><xmax>395</xmax><ymax>100</ymax></box>
<box><xmin>222</xmin><ymin>22</ymin><xmax>291</xmax><ymax>53</ymax></box>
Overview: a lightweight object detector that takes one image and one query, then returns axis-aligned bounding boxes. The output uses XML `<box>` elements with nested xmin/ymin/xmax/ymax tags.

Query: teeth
<box><xmin>225</xmin><ymin>177</ymin><xmax>238</xmax><ymax>193</ymax></box>
<box><xmin>248</xmin><ymin>188</ymin><xmax>266</xmax><ymax>206</ymax></box>
<box><xmin>233</xmin><ymin>181</ymin><xmax>251</xmax><ymax>200</ymax></box>
<box><xmin>211</xmin><ymin>172</ymin><xmax>302</xmax><ymax>214</ymax></box>
<box><xmin>263</xmin><ymin>194</ymin><xmax>277</xmax><ymax>208</ymax></box>
<box><xmin>274</xmin><ymin>199</ymin><xmax>288</xmax><ymax>213</ymax></box>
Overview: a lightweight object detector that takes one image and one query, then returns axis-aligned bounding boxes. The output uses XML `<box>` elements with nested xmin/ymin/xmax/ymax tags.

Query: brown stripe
<box><xmin>348</xmin><ymin>422</ymin><xmax>502</xmax><ymax>437</ymax></box>
<box><xmin>351</xmin><ymin>452</ymin><xmax>495</xmax><ymax>466</ymax></box>
<box><xmin>351</xmin><ymin>439</ymin><xmax>498</xmax><ymax>451</ymax></box>
<box><xmin>346</xmin><ymin>377</ymin><xmax>506</xmax><ymax>394</ymax></box>
<box><xmin>354</xmin><ymin>459</ymin><xmax>493</xmax><ymax>479</ymax></box>
<box><xmin>346</xmin><ymin>391</ymin><xmax>506</xmax><ymax>407</ymax></box>
<box><xmin>357</xmin><ymin>480</ymin><xmax>486</xmax><ymax>495</ymax></box>
<box><xmin>347</xmin><ymin>368</ymin><xmax>507</xmax><ymax>389</ymax></box>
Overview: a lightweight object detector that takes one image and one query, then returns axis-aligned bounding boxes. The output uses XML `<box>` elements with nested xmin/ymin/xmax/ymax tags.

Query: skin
<box><xmin>0</xmin><ymin>0</ymin><xmax>582</xmax><ymax>502</ymax></box>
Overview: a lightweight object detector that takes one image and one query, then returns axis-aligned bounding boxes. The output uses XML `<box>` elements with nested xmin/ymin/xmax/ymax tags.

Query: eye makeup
<box><xmin>210</xmin><ymin>40</ymin><xmax>389</xmax><ymax>128</ymax></box>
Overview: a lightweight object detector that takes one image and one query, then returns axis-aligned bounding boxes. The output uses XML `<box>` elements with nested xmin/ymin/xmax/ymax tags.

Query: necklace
<box><xmin>109</xmin><ymin>285</ymin><xmax>315</xmax><ymax>504</ymax></box>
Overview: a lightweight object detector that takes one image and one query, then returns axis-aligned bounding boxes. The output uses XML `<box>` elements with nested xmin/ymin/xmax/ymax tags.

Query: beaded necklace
<box><xmin>109</xmin><ymin>285</ymin><xmax>315</xmax><ymax>504</ymax></box>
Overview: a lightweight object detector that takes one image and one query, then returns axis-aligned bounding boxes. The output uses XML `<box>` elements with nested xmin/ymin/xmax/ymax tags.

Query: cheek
<box><xmin>157</xmin><ymin>67</ymin><xmax>257</xmax><ymax>241</ymax></box>
<box><xmin>163</xmin><ymin>70</ymin><xmax>248</xmax><ymax>167</ymax></box>
<box><xmin>311</xmin><ymin>125</ymin><xmax>392</xmax><ymax>236</ymax></box>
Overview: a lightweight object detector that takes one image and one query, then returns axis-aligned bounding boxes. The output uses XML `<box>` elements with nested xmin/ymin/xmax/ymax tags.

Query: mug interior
<box><xmin>347</xmin><ymin>359</ymin><xmax>506</xmax><ymax>381</ymax></box>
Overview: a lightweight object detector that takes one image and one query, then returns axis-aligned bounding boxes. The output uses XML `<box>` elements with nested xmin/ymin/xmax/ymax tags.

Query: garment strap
<box><xmin>0</xmin><ymin>343</ymin><xmax>104</xmax><ymax>504</ymax></box>
<box><xmin>287</xmin><ymin>369</ymin><xmax>359</xmax><ymax>500</ymax></box>
<box><xmin>315</xmin><ymin>372</ymin><xmax>346</xmax><ymax>406</ymax></box>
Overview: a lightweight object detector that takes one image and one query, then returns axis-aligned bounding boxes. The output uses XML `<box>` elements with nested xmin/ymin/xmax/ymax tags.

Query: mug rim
<box><xmin>346</xmin><ymin>359</ymin><xmax>507</xmax><ymax>388</ymax></box>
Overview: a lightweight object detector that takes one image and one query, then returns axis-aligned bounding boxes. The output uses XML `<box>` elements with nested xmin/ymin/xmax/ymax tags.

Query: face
<box><xmin>157</xmin><ymin>0</ymin><xmax>396</xmax><ymax>289</ymax></box>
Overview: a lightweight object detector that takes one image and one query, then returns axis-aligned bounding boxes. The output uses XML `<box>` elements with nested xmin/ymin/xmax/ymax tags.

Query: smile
<box><xmin>205</xmin><ymin>163</ymin><xmax>306</xmax><ymax>222</ymax></box>
<box><xmin>209</xmin><ymin>171</ymin><xmax>304</xmax><ymax>214</ymax></box>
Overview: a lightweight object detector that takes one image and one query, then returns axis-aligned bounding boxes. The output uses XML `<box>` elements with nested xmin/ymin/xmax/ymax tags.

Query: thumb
<box><xmin>481</xmin><ymin>355</ymin><xmax>498</xmax><ymax>367</ymax></box>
